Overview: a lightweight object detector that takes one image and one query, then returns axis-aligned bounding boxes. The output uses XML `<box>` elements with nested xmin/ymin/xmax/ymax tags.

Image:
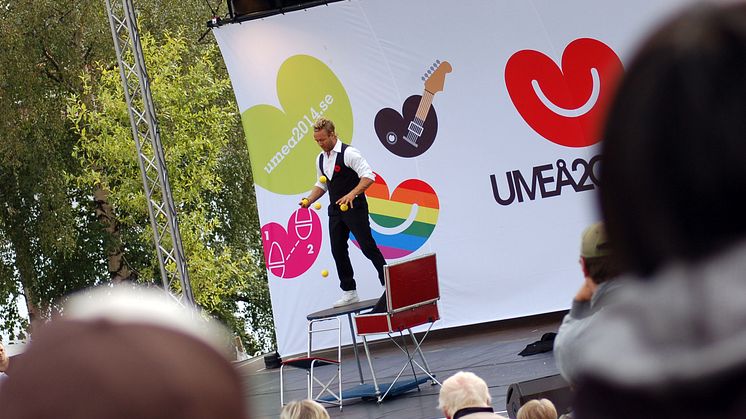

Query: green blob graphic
<box><xmin>242</xmin><ymin>55</ymin><xmax>353</xmax><ymax>195</ymax></box>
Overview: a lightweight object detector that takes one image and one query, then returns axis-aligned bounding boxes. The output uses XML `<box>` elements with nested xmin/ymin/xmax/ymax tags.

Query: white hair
<box><xmin>64</xmin><ymin>284</ymin><xmax>230</xmax><ymax>355</ymax></box>
<box><xmin>438</xmin><ymin>371</ymin><xmax>492</xmax><ymax>417</ymax></box>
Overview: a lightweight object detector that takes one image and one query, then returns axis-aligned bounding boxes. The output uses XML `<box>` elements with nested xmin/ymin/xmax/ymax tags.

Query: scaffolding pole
<box><xmin>104</xmin><ymin>0</ymin><xmax>195</xmax><ymax>305</ymax></box>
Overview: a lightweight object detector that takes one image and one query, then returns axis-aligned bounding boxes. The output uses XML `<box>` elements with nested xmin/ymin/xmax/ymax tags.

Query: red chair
<box><xmin>354</xmin><ymin>253</ymin><xmax>441</xmax><ymax>402</ymax></box>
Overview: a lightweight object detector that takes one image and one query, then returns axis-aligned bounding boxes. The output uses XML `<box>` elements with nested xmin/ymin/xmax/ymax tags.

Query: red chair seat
<box><xmin>356</xmin><ymin>303</ymin><xmax>440</xmax><ymax>335</ymax></box>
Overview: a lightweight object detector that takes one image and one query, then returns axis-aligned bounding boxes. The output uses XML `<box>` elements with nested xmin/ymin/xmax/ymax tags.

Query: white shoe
<box><xmin>333</xmin><ymin>290</ymin><xmax>359</xmax><ymax>307</ymax></box>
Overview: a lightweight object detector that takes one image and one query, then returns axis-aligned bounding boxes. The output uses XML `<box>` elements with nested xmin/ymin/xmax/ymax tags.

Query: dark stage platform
<box><xmin>239</xmin><ymin>311</ymin><xmax>566</xmax><ymax>419</ymax></box>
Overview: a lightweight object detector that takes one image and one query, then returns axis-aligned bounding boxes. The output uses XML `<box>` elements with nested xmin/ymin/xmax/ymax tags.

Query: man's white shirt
<box><xmin>314</xmin><ymin>140</ymin><xmax>375</xmax><ymax>191</ymax></box>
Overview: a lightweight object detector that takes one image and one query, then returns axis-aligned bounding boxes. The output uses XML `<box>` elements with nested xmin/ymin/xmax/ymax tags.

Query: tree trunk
<box><xmin>6</xmin><ymin>204</ymin><xmax>42</xmax><ymax>335</ymax></box>
<box><xmin>94</xmin><ymin>187</ymin><xmax>135</xmax><ymax>283</ymax></box>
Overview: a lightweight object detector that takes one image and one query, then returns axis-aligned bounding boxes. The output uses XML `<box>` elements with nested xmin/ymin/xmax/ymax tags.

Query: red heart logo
<box><xmin>505</xmin><ymin>38</ymin><xmax>623</xmax><ymax>147</ymax></box>
<box><xmin>261</xmin><ymin>208</ymin><xmax>323</xmax><ymax>279</ymax></box>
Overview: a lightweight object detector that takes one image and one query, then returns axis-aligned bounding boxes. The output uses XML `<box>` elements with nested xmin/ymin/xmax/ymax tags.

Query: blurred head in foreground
<box><xmin>280</xmin><ymin>399</ymin><xmax>330</xmax><ymax>419</ymax></box>
<box><xmin>0</xmin><ymin>285</ymin><xmax>247</xmax><ymax>419</ymax></box>
<box><xmin>600</xmin><ymin>1</ymin><xmax>746</xmax><ymax>277</ymax></box>
<box><xmin>574</xmin><ymin>2</ymin><xmax>746</xmax><ymax>418</ymax></box>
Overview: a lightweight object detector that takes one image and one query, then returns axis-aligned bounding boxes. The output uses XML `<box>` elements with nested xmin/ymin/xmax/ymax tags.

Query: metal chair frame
<box><xmin>354</xmin><ymin>253</ymin><xmax>441</xmax><ymax>403</ymax></box>
<box><xmin>279</xmin><ymin>317</ymin><xmax>343</xmax><ymax>409</ymax></box>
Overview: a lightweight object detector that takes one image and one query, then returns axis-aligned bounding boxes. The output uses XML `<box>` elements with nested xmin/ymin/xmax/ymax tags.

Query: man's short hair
<box><xmin>581</xmin><ymin>222</ymin><xmax>621</xmax><ymax>284</ymax></box>
<box><xmin>438</xmin><ymin>371</ymin><xmax>492</xmax><ymax>418</ymax></box>
<box><xmin>313</xmin><ymin>118</ymin><xmax>335</xmax><ymax>134</ymax></box>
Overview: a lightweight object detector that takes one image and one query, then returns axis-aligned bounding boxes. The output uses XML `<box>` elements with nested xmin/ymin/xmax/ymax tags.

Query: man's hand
<box><xmin>574</xmin><ymin>276</ymin><xmax>597</xmax><ymax>302</ymax></box>
<box><xmin>335</xmin><ymin>192</ymin><xmax>357</xmax><ymax>208</ymax></box>
<box><xmin>300</xmin><ymin>187</ymin><xmax>326</xmax><ymax>209</ymax></box>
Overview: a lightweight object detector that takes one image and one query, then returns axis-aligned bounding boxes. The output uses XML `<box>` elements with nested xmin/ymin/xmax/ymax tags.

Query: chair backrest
<box><xmin>385</xmin><ymin>253</ymin><xmax>439</xmax><ymax>313</ymax></box>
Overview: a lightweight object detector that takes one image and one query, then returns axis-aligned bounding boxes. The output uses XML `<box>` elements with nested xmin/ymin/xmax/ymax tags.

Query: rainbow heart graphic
<box><xmin>261</xmin><ymin>207</ymin><xmax>323</xmax><ymax>279</ymax></box>
<box><xmin>352</xmin><ymin>173</ymin><xmax>439</xmax><ymax>259</ymax></box>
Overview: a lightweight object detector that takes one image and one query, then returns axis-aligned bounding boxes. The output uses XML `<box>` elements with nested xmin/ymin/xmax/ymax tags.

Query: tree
<box><xmin>67</xmin><ymin>32</ymin><xmax>274</xmax><ymax>352</ymax></box>
<box><xmin>0</xmin><ymin>1</ymin><xmax>113</xmax><ymax>336</ymax></box>
<box><xmin>0</xmin><ymin>0</ymin><xmax>274</xmax><ymax>352</ymax></box>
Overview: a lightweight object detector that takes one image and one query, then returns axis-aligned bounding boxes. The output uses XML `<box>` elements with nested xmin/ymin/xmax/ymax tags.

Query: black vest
<box><xmin>318</xmin><ymin>142</ymin><xmax>367</xmax><ymax>215</ymax></box>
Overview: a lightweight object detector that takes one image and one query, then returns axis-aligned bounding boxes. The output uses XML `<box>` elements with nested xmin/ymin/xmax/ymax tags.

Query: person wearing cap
<box><xmin>554</xmin><ymin>222</ymin><xmax>623</xmax><ymax>384</ymax></box>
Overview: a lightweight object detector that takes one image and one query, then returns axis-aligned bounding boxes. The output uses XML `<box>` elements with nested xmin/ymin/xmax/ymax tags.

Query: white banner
<box><xmin>213</xmin><ymin>0</ymin><xmax>690</xmax><ymax>356</ymax></box>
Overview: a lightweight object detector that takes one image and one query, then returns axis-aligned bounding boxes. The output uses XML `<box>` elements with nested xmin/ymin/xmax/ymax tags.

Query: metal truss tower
<box><xmin>104</xmin><ymin>0</ymin><xmax>195</xmax><ymax>305</ymax></box>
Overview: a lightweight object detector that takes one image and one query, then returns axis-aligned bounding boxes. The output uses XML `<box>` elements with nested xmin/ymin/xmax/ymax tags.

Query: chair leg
<box><xmin>310</xmin><ymin>363</ymin><xmax>315</xmax><ymax>400</ymax></box>
<box><xmin>279</xmin><ymin>364</ymin><xmax>285</xmax><ymax>406</ymax></box>
<box><xmin>361</xmin><ymin>335</ymin><xmax>381</xmax><ymax>397</ymax></box>
<box><xmin>399</xmin><ymin>331</ymin><xmax>420</xmax><ymax>391</ymax></box>
<box><xmin>338</xmin><ymin>361</ymin><xmax>343</xmax><ymax>410</ymax></box>
<box><xmin>377</xmin><ymin>346</ymin><xmax>417</xmax><ymax>402</ymax></box>
<box><xmin>309</xmin><ymin>361</ymin><xmax>342</xmax><ymax>408</ymax></box>
<box><xmin>409</xmin><ymin>327</ymin><xmax>437</xmax><ymax>385</ymax></box>
<box><xmin>406</xmin><ymin>326</ymin><xmax>442</xmax><ymax>386</ymax></box>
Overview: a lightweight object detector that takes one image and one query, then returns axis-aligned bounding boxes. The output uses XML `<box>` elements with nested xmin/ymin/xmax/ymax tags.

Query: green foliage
<box><xmin>0</xmin><ymin>1</ymin><xmax>113</xmax><ymax>333</ymax></box>
<box><xmin>67</xmin><ymin>32</ymin><xmax>274</xmax><ymax>352</ymax></box>
<box><xmin>0</xmin><ymin>0</ymin><xmax>275</xmax><ymax>352</ymax></box>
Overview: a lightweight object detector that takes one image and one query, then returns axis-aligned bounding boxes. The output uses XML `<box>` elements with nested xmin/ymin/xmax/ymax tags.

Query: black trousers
<box><xmin>328</xmin><ymin>203</ymin><xmax>386</xmax><ymax>291</ymax></box>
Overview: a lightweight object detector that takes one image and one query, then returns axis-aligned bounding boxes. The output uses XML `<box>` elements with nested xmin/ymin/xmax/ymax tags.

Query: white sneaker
<box><xmin>333</xmin><ymin>290</ymin><xmax>359</xmax><ymax>307</ymax></box>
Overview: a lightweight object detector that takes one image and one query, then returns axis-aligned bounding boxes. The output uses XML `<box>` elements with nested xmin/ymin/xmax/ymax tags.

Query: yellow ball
<box><xmin>301</xmin><ymin>198</ymin><xmax>309</xmax><ymax>207</ymax></box>
<box><xmin>314</xmin><ymin>202</ymin><xmax>321</xmax><ymax>210</ymax></box>
<box><xmin>340</xmin><ymin>203</ymin><xmax>349</xmax><ymax>212</ymax></box>
<box><xmin>321</xmin><ymin>269</ymin><xmax>329</xmax><ymax>277</ymax></box>
<box><xmin>319</xmin><ymin>176</ymin><xmax>327</xmax><ymax>184</ymax></box>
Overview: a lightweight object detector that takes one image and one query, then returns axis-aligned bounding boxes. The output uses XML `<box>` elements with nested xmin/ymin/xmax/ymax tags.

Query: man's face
<box><xmin>314</xmin><ymin>129</ymin><xmax>337</xmax><ymax>152</ymax></box>
<box><xmin>0</xmin><ymin>343</ymin><xmax>8</xmax><ymax>372</ymax></box>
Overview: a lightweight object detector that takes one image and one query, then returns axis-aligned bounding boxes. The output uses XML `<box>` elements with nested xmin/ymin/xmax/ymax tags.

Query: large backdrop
<box><xmin>213</xmin><ymin>0</ymin><xmax>691</xmax><ymax>356</ymax></box>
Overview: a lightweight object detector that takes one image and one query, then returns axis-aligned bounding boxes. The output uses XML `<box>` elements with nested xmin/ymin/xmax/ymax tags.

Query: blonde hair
<box><xmin>280</xmin><ymin>399</ymin><xmax>330</xmax><ymax>419</ymax></box>
<box><xmin>516</xmin><ymin>398</ymin><xmax>558</xmax><ymax>419</ymax></box>
<box><xmin>313</xmin><ymin>117</ymin><xmax>335</xmax><ymax>134</ymax></box>
<box><xmin>438</xmin><ymin>371</ymin><xmax>492</xmax><ymax>418</ymax></box>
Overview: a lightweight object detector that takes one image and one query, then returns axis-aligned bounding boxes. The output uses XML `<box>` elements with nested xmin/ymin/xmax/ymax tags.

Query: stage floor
<box><xmin>239</xmin><ymin>311</ymin><xmax>566</xmax><ymax>419</ymax></box>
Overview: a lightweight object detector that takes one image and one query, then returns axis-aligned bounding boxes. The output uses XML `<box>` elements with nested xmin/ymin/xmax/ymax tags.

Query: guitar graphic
<box><xmin>374</xmin><ymin>60</ymin><xmax>452</xmax><ymax>158</ymax></box>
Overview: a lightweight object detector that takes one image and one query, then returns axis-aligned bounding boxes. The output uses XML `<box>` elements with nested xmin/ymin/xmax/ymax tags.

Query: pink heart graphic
<box><xmin>261</xmin><ymin>208</ymin><xmax>323</xmax><ymax>279</ymax></box>
<box><xmin>505</xmin><ymin>38</ymin><xmax>623</xmax><ymax>147</ymax></box>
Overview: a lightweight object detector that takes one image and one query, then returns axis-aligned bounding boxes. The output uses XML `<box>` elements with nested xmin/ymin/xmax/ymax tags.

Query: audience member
<box><xmin>517</xmin><ymin>398</ymin><xmax>558</xmax><ymax>419</ymax></box>
<box><xmin>0</xmin><ymin>342</ymin><xmax>8</xmax><ymax>384</ymax></box>
<box><xmin>0</xmin><ymin>285</ymin><xmax>248</xmax><ymax>419</ymax></box>
<box><xmin>280</xmin><ymin>399</ymin><xmax>330</xmax><ymax>419</ymax></box>
<box><xmin>567</xmin><ymin>3</ymin><xmax>746</xmax><ymax>418</ymax></box>
<box><xmin>438</xmin><ymin>371</ymin><xmax>507</xmax><ymax>419</ymax></box>
<box><xmin>554</xmin><ymin>222</ymin><xmax>623</xmax><ymax>383</ymax></box>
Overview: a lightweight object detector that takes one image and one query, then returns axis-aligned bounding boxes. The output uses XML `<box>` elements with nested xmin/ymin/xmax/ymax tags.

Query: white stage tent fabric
<box><xmin>213</xmin><ymin>0</ymin><xmax>692</xmax><ymax>356</ymax></box>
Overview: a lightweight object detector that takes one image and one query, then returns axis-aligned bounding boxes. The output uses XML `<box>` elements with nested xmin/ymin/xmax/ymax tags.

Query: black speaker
<box><xmin>231</xmin><ymin>0</ymin><xmax>276</xmax><ymax>16</ymax></box>
<box><xmin>263</xmin><ymin>351</ymin><xmax>282</xmax><ymax>369</ymax></box>
<box><xmin>506</xmin><ymin>374</ymin><xmax>573</xmax><ymax>419</ymax></box>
